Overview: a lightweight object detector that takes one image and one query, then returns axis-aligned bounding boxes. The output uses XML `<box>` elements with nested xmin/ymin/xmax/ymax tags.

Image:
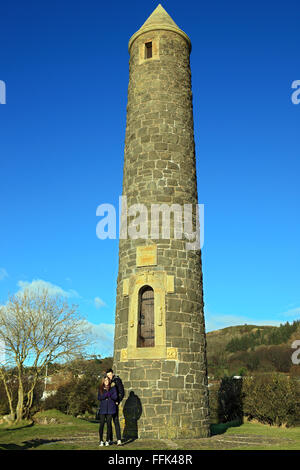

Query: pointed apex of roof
<box><xmin>141</xmin><ymin>4</ymin><xmax>179</xmax><ymax>30</ymax></box>
<box><xmin>128</xmin><ymin>4</ymin><xmax>191</xmax><ymax>52</ymax></box>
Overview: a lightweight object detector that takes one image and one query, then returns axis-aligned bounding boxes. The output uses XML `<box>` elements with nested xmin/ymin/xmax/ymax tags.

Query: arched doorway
<box><xmin>137</xmin><ymin>285</ymin><xmax>155</xmax><ymax>347</ymax></box>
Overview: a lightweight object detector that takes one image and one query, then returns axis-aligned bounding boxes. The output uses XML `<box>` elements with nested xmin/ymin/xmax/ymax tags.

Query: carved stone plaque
<box><xmin>136</xmin><ymin>245</ymin><xmax>157</xmax><ymax>267</ymax></box>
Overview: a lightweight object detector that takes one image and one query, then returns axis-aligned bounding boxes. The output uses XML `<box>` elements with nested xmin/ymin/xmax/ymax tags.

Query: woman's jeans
<box><xmin>99</xmin><ymin>414</ymin><xmax>113</xmax><ymax>442</ymax></box>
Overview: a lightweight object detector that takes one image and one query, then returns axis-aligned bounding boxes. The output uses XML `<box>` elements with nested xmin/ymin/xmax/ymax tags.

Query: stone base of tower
<box><xmin>113</xmin><ymin>358</ymin><xmax>211</xmax><ymax>440</ymax></box>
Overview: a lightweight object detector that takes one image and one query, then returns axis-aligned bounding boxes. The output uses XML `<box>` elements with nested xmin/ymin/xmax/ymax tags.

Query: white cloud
<box><xmin>94</xmin><ymin>297</ymin><xmax>106</xmax><ymax>309</ymax></box>
<box><xmin>205</xmin><ymin>311</ymin><xmax>281</xmax><ymax>332</ymax></box>
<box><xmin>0</xmin><ymin>268</ymin><xmax>8</xmax><ymax>281</ymax></box>
<box><xmin>85</xmin><ymin>322</ymin><xmax>114</xmax><ymax>357</ymax></box>
<box><xmin>17</xmin><ymin>279</ymin><xmax>80</xmax><ymax>299</ymax></box>
<box><xmin>280</xmin><ymin>307</ymin><xmax>300</xmax><ymax>318</ymax></box>
<box><xmin>67</xmin><ymin>289</ymin><xmax>81</xmax><ymax>299</ymax></box>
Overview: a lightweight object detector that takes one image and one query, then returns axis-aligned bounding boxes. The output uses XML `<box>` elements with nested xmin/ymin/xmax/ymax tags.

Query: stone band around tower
<box><xmin>128</xmin><ymin>24</ymin><xmax>191</xmax><ymax>53</ymax></box>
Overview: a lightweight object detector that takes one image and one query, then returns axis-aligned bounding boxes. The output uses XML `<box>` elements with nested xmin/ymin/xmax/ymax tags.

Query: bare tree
<box><xmin>0</xmin><ymin>366</ymin><xmax>14</xmax><ymax>417</ymax></box>
<box><xmin>0</xmin><ymin>287</ymin><xmax>92</xmax><ymax>423</ymax></box>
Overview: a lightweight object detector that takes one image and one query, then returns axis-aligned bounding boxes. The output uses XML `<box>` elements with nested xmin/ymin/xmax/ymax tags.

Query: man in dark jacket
<box><xmin>106</xmin><ymin>368</ymin><xmax>124</xmax><ymax>444</ymax></box>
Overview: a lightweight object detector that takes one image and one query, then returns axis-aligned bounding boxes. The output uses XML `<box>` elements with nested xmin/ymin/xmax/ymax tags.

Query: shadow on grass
<box><xmin>80</xmin><ymin>418</ymin><xmax>98</xmax><ymax>423</ymax></box>
<box><xmin>119</xmin><ymin>437</ymin><xmax>138</xmax><ymax>446</ymax></box>
<box><xmin>2</xmin><ymin>421</ymin><xmax>34</xmax><ymax>432</ymax></box>
<box><xmin>210</xmin><ymin>419</ymin><xmax>243</xmax><ymax>436</ymax></box>
<box><xmin>0</xmin><ymin>438</ymin><xmax>63</xmax><ymax>450</ymax></box>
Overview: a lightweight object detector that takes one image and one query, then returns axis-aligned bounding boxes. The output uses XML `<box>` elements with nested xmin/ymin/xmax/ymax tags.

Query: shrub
<box><xmin>242</xmin><ymin>373</ymin><xmax>300</xmax><ymax>427</ymax></box>
<box><xmin>209</xmin><ymin>376</ymin><xmax>244</xmax><ymax>424</ymax></box>
<box><xmin>42</xmin><ymin>375</ymin><xmax>98</xmax><ymax>416</ymax></box>
<box><xmin>208</xmin><ymin>384</ymin><xmax>219</xmax><ymax>424</ymax></box>
<box><xmin>40</xmin><ymin>356</ymin><xmax>112</xmax><ymax>416</ymax></box>
<box><xmin>66</xmin><ymin>377</ymin><xmax>98</xmax><ymax>416</ymax></box>
<box><xmin>217</xmin><ymin>376</ymin><xmax>243</xmax><ymax>423</ymax></box>
<box><xmin>42</xmin><ymin>381</ymin><xmax>73</xmax><ymax>413</ymax></box>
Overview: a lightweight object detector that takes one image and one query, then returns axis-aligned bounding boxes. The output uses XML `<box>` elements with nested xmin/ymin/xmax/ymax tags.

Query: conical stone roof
<box><xmin>140</xmin><ymin>4</ymin><xmax>179</xmax><ymax>30</ymax></box>
<box><xmin>128</xmin><ymin>4</ymin><xmax>191</xmax><ymax>52</ymax></box>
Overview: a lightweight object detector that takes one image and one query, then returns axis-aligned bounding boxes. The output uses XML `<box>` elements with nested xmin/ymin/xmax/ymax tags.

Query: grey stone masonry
<box><xmin>112</xmin><ymin>5</ymin><xmax>210</xmax><ymax>439</ymax></box>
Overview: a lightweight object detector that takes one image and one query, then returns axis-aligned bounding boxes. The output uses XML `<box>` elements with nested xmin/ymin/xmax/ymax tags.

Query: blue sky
<box><xmin>0</xmin><ymin>0</ymin><xmax>299</xmax><ymax>357</ymax></box>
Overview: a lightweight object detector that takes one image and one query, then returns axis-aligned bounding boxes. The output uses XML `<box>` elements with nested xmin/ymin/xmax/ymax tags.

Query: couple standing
<box><xmin>98</xmin><ymin>368</ymin><xmax>124</xmax><ymax>447</ymax></box>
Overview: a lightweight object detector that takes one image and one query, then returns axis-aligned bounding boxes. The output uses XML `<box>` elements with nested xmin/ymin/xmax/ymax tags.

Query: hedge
<box><xmin>209</xmin><ymin>373</ymin><xmax>300</xmax><ymax>427</ymax></box>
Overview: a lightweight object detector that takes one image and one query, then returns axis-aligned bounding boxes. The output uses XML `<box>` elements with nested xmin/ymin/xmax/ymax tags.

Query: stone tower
<box><xmin>113</xmin><ymin>4</ymin><xmax>210</xmax><ymax>439</ymax></box>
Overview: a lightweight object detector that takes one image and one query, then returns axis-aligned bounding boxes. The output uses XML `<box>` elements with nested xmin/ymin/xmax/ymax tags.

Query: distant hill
<box><xmin>206</xmin><ymin>321</ymin><xmax>300</xmax><ymax>378</ymax></box>
<box><xmin>206</xmin><ymin>324</ymin><xmax>274</xmax><ymax>355</ymax></box>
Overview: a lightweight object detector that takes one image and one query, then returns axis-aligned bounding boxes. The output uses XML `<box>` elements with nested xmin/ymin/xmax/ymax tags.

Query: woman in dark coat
<box><xmin>98</xmin><ymin>376</ymin><xmax>118</xmax><ymax>446</ymax></box>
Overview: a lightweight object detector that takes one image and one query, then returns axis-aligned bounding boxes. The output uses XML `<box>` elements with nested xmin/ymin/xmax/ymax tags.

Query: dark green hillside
<box><xmin>206</xmin><ymin>321</ymin><xmax>300</xmax><ymax>378</ymax></box>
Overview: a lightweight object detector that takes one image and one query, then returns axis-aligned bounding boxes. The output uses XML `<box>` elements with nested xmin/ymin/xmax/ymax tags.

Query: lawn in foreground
<box><xmin>0</xmin><ymin>410</ymin><xmax>300</xmax><ymax>450</ymax></box>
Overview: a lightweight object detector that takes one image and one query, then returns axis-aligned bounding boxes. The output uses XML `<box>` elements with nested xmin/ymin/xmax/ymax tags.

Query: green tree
<box><xmin>242</xmin><ymin>374</ymin><xmax>300</xmax><ymax>426</ymax></box>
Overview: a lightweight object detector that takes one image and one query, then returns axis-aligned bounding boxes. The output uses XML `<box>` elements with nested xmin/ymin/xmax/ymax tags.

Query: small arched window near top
<box><xmin>137</xmin><ymin>285</ymin><xmax>154</xmax><ymax>348</ymax></box>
